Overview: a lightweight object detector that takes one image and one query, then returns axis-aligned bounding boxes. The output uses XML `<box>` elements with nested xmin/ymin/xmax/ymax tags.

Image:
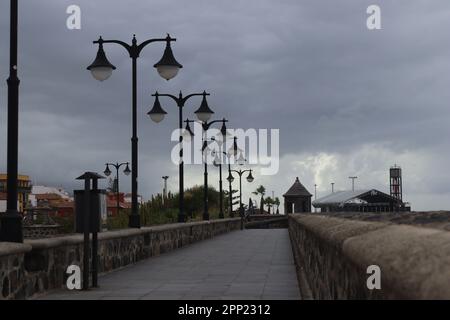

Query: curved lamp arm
<box><xmin>154</xmin><ymin>91</ymin><xmax>209</xmax><ymax>107</ymax></box>
<box><xmin>137</xmin><ymin>34</ymin><xmax>176</xmax><ymax>55</ymax></box>
<box><xmin>94</xmin><ymin>37</ymin><xmax>132</xmax><ymax>56</ymax></box>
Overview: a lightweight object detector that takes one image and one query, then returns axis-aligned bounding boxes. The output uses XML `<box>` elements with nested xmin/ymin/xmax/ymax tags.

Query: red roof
<box><xmin>52</xmin><ymin>201</ymin><xmax>74</xmax><ymax>208</ymax></box>
<box><xmin>106</xmin><ymin>199</ymin><xmax>129</xmax><ymax>209</ymax></box>
<box><xmin>35</xmin><ymin>193</ymin><xmax>63</xmax><ymax>200</ymax></box>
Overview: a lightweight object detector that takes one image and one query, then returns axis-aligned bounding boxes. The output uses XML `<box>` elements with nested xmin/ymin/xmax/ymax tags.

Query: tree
<box><xmin>252</xmin><ymin>185</ymin><xmax>266</xmax><ymax>215</ymax></box>
<box><xmin>274</xmin><ymin>197</ymin><xmax>281</xmax><ymax>215</ymax></box>
<box><xmin>265</xmin><ymin>197</ymin><xmax>274</xmax><ymax>215</ymax></box>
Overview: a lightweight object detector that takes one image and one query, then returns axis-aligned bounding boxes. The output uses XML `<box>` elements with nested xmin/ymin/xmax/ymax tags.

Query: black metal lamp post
<box><xmin>213</xmin><ymin>151</ymin><xmax>229</xmax><ymax>219</ymax></box>
<box><xmin>185</xmin><ymin>118</ymin><xmax>229</xmax><ymax>221</ymax></box>
<box><xmin>87</xmin><ymin>34</ymin><xmax>182</xmax><ymax>229</ymax></box>
<box><xmin>224</xmin><ymin>136</ymin><xmax>244</xmax><ymax>217</ymax></box>
<box><xmin>226</xmin><ymin>160</ymin><xmax>234</xmax><ymax>217</ymax></box>
<box><xmin>0</xmin><ymin>0</ymin><xmax>22</xmax><ymax>243</ymax></box>
<box><xmin>213</xmin><ymin>132</ymin><xmax>236</xmax><ymax>219</ymax></box>
<box><xmin>148</xmin><ymin>91</ymin><xmax>214</xmax><ymax>222</ymax></box>
<box><xmin>103</xmin><ymin>162</ymin><xmax>131</xmax><ymax>215</ymax></box>
<box><xmin>229</xmin><ymin>168</ymin><xmax>254</xmax><ymax>211</ymax></box>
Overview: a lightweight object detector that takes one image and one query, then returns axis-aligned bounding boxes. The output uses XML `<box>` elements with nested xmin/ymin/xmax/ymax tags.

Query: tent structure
<box><xmin>312</xmin><ymin>189</ymin><xmax>410</xmax><ymax>213</ymax></box>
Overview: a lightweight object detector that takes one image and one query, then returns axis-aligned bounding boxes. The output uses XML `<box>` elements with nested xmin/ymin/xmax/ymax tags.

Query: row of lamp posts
<box><xmin>86</xmin><ymin>33</ymin><xmax>183</xmax><ymax>228</ymax></box>
<box><xmin>87</xmin><ymin>32</ymin><xmax>254</xmax><ymax>225</ymax></box>
<box><xmin>0</xmin><ymin>0</ymin><xmax>254</xmax><ymax>242</ymax></box>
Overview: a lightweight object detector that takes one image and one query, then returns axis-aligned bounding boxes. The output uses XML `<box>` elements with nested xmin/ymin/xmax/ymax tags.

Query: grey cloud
<box><xmin>1</xmin><ymin>0</ymin><xmax>450</xmax><ymax>210</ymax></box>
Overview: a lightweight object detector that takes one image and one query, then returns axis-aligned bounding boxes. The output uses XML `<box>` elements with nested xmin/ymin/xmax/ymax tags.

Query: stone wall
<box><xmin>245</xmin><ymin>216</ymin><xmax>288</xmax><ymax>229</ymax></box>
<box><xmin>0</xmin><ymin>218</ymin><xmax>241</xmax><ymax>300</ymax></box>
<box><xmin>23</xmin><ymin>225</ymin><xmax>63</xmax><ymax>239</ymax></box>
<box><xmin>288</xmin><ymin>214</ymin><xmax>450</xmax><ymax>300</ymax></box>
<box><xmin>0</xmin><ymin>243</ymin><xmax>32</xmax><ymax>299</ymax></box>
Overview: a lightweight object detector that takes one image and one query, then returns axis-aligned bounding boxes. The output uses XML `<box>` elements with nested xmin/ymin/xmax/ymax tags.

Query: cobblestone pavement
<box><xmin>39</xmin><ymin>229</ymin><xmax>301</xmax><ymax>300</ymax></box>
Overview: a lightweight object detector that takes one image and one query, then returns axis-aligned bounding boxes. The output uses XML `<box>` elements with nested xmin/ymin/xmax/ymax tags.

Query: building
<box><xmin>0</xmin><ymin>174</ymin><xmax>32</xmax><ymax>212</ymax></box>
<box><xmin>283</xmin><ymin>177</ymin><xmax>313</xmax><ymax>214</ymax></box>
<box><xmin>29</xmin><ymin>186</ymin><xmax>74</xmax><ymax>217</ymax></box>
<box><xmin>312</xmin><ymin>189</ymin><xmax>411</xmax><ymax>213</ymax></box>
<box><xmin>124</xmin><ymin>193</ymin><xmax>143</xmax><ymax>204</ymax></box>
<box><xmin>29</xmin><ymin>186</ymin><xmax>72</xmax><ymax>204</ymax></box>
<box><xmin>106</xmin><ymin>192</ymin><xmax>131</xmax><ymax>216</ymax></box>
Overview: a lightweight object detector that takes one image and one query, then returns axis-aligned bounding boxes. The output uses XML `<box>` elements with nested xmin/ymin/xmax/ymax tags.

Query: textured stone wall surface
<box><xmin>288</xmin><ymin>214</ymin><xmax>450</xmax><ymax>300</ymax></box>
<box><xmin>23</xmin><ymin>226</ymin><xmax>63</xmax><ymax>239</ymax></box>
<box><xmin>311</xmin><ymin>211</ymin><xmax>450</xmax><ymax>231</ymax></box>
<box><xmin>0</xmin><ymin>218</ymin><xmax>241</xmax><ymax>300</ymax></box>
<box><xmin>245</xmin><ymin>217</ymin><xmax>288</xmax><ymax>229</ymax></box>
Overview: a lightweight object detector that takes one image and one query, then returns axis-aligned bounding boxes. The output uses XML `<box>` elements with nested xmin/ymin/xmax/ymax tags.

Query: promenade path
<box><xmin>39</xmin><ymin>229</ymin><xmax>301</xmax><ymax>300</ymax></box>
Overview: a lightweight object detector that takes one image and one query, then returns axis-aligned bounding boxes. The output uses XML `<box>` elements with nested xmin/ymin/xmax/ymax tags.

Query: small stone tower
<box><xmin>283</xmin><ymin>177</ymin><xmax>312</xmax><ymax>214</ymax></box>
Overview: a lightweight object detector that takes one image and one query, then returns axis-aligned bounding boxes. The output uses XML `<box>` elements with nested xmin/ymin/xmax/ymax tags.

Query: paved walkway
<box><xmin>40</xmin><ymin>229</ymin><xmax>301</xmax><ymax>300</ymax></box>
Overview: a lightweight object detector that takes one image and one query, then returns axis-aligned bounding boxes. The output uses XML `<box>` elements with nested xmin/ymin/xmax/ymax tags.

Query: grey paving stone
<box><xmin>39</xmin><ymin>229</ymin><xmax>301</xmax><ymax>301</ymax></box>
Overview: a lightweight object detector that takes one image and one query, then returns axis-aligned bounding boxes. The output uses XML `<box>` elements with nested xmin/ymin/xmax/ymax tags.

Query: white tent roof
<box><xmin>312</xmin><ymin>189</ymin><xmax>375</xmax><ymax>207</ymax></box>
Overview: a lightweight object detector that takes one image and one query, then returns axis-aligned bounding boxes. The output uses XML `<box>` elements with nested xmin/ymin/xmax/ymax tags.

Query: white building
<box><xmin>29</xmin><ymin>186</ymin><xmax>73</xmax><ymax>207</ymax></box>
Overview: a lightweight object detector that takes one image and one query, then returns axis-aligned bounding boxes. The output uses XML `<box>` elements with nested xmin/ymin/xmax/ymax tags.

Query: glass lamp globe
<box><xmin>90</xmin><ymin>67</ymin><xmax>114</xmax><ymax>81</ymax></box>
<box><xmin>156</xmin><ymin>65</ymin><xmax>180</xmax><ymax>81</ymax></box>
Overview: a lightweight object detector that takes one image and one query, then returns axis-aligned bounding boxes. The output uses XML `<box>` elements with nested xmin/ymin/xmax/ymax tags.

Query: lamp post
<box><xmin>103</xmin><ymin>162</ymin><xmax>131</xmax><ymax>215</ymax></box>
<box><xmin>229</xmin><ymin>168</ymin><xmax>254</xmax><ymax>212</ymax></box>
<box><xmin>87</xmin><ymin>34</ymin><xmax>182</xmax><ymax>228</ymax></box>
<box><xmin>148</xmin><ymin>91</ymin><xmax>214</xmax><ymax>222</ymax></box>
<box><xmin>0</xmin><ymin>0</ymin><xmax>22</xmax><ymax>243</ymax></box>
<box><xmin>162</xmin><ymin>176</ymin><xmax>169</xmax><ymax>205</ymax></box>
<box><xmin>331</xmin><ymin>182</ymin><xmax>335</xmax><ymax>193</ymax></box>
<box><xmin>213</xmin><ymin>151</ymin><xmax>229</xmax><ymax>219</ymax></box>
<box><xmin>229</xmin><ymin>168</ymin><xmax>254</xmax><ymax>230</ymax></box>
<box><xmin>349</xmin><ymin>176</ymin><xmax>358</xmax><ymax>192</ymax></box>
<box><xmin>225</xmin><ymin>136</ymin><xmax>243</xmax><ymax>217</ymax></box>
<box><xmin>227</xmin><ymin>160</ymin><xmax>234</xmax><ymax>217</ymax></box>
<box><xmin>185</xmin><ymin>118</ymin><xmax>229</xmax><ymax>221</ymax></box>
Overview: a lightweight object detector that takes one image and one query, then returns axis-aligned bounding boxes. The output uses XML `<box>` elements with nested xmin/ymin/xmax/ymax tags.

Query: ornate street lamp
<box><xmin>213</xmin><ymin>151</ymin><xmax>231</xmax><ymax>219</ymax></box>
<box><xmin>230</xmin><ymin>168</ymin><xmax>255</xmax><ymax>211</ymax></box>
<box><xmin>148</xmin><ymin>91</ymin><xmax>213</xmax><ymax>222</ymax></box>
<box><xmin>185</xmin><ymin>118</ymin><xmax>229</xmax><ymax>221</ymax></box>
<box><xmin>87</xmin><ymin>34</ymin><xmax>182</xmax><ymax>228</ymax></box>
<box><xmin>104</xmin><ymin>162</ymin><xmax>130</xmax><ymax>215</ymax></box>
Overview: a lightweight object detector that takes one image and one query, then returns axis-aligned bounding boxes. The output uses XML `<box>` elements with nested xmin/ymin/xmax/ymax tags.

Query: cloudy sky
<box><xmin>1</xmin><ymin>0</ymin><xmax>450</xmax><ymax>212</ymax></box>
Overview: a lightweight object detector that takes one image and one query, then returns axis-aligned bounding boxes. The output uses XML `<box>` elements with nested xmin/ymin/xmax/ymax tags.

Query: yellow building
<box><xmin>0</xmin><ymin>174</ymin><xmax>32</xmax><ymax>212</ymax></box>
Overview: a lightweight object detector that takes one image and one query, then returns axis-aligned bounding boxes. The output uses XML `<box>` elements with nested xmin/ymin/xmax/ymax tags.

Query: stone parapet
<box><xmin>288</xmin><ymin>214</ymin><xmax>450</xmax><ymax>299</ymax></box>
<box><xmin>0</xmin><ymin>218</ymin><xmax>241</xmax><ymax>300</ymax></box>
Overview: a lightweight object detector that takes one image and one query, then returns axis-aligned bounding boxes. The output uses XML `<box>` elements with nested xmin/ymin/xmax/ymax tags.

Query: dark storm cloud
<box><xmin>1</xmin><ymin>0</ymin><xmax>450</xmax><ymax>210</ymax></box>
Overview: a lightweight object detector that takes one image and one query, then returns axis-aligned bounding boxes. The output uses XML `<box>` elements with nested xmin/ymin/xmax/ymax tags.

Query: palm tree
<box><xmin>274</xmin><ymin>197</ymin><xmax>281</xmax><ymax>215</ymax></box>
<box><xmin>265</xmin><ymin>197</ymin><xmax>275</xmax><ymax>215</ymax></box>
<box><xmin>252</xmin><ymin>185</ymin><xmax>266</xmax><ymax>215</ymax></box>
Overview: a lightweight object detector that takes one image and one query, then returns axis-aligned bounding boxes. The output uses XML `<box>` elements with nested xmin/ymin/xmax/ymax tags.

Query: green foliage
<box><xmin>274</xmin><ymin>197</ymin><xmax>281</xmax><ymax>206</ymax></box>
<box><xmin>107</xmin><ymin>209</ymin><xmax>130</xmax><ymax>230</ymax></box>
<box><xmin>274</xmin><ymin>197</ymin><xmax>281</xmax><ymax>214</ymax></box>
<box><xmin>52</xmin><ymin>185</ymin><xmax>227</xmax><ymax>234</ymax></box>
<box><xmin>136</xmin><ymin>185</ymin><xmax>225</xmax><ymax>228</ymax></box>
<box><xmin>253</xmin><ymin>185</ymin><xmax>266</xmax><ymax>214</ymax></box>
<box><xmin>253</xmin><ymin>185</ymin><xmax>266</xmax><ymax>197</ymax></box>
<box><xmin>265</xmin><ymin>196</ymin><xmax>274</xmax><ymax>214</ymax></box>
<box><xmin>52</xmin><ymin>216</ymin><xmax>75</xmax><ymax>234</ymax></box>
